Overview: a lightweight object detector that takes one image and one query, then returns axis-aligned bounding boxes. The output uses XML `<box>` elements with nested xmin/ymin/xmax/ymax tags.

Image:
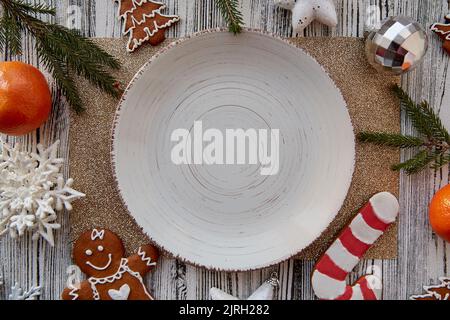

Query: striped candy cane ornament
<box><xmin>312</xmin><ymin>192</ymin><xmax>399</xmax><ymax>300</ymax></box>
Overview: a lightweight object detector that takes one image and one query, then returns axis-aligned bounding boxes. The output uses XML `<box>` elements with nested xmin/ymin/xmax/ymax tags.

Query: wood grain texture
<box><xmin>0</xmin><ymin>0</ymin><xmax>449</xmax><ymax>300</ymax></box>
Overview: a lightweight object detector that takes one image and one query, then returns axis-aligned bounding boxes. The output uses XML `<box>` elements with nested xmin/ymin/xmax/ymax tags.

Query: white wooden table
<box><xmin>0</xmin><ymin>0</ymin><xmax>449</xmax><ymax>300</ymax></box>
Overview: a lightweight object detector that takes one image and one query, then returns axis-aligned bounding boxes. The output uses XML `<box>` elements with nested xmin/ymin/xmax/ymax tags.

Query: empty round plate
<box><xmin>112</xmin><ymin>30</ymin><xmax>355</xmax><ymax>271</ymax></box>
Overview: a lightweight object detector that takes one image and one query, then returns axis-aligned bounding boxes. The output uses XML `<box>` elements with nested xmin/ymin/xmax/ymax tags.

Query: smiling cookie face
<box><xmin>73</xmin><ymin>229</ymin><xmax>125</xmax><ymax>278</ymax></box>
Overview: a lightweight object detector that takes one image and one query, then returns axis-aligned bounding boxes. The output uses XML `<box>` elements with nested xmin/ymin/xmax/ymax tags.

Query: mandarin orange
<box><xmin>429</xmin><ymin>184</ymin><xmax>450</xmax><ymax>242</ymax></box>
<box><xmin>0</xmin><ymin>61</ymin><xmax>51</xmax><ymax>135</ymax></box>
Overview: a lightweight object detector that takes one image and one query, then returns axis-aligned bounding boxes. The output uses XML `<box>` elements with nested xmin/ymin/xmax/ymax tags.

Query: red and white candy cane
<box><xmin>312</xmin><ymin>192</ymin><xmax>399</xmax><ymax>300</ymax></box>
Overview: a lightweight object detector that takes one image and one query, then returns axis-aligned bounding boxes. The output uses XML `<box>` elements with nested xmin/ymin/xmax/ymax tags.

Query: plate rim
<box><xmin>110</xmin><ymin>28</ymin><xmax>356</xmax><ymax>271</ymax></box>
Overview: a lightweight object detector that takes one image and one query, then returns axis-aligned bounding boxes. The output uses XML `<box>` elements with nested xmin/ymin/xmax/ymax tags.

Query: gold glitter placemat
<box><xmin>69</xmin><ymin>37</ymin><xmax>399</xmax><ymax>261</ymax></box>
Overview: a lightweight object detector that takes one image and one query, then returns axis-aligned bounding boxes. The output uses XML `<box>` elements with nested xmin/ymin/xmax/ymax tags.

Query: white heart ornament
<box><xmin>108</xmin><ymin>284</ymin><xmax>131</xmax><ymax>300</ymax></box>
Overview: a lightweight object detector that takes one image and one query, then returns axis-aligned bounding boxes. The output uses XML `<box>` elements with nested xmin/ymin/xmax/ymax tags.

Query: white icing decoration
<box><xmin>431</xmin><ymin>23</ymin><xmax>450</xmax><ymax>40</ymax></box>
<box><xmin>108</xmin><ymin>284</ymin><xmax>131</xmax><ymax>300</ymax></box>
<box><xmin>0</xmin><ymin>140</ymin><xmax>85</xmax><ymax>246</ymax></box>
<box><xmin>116</xmin><ymin>0</ymin><xmax>180</xmax><ymax>53</ymax></box>
<box><xmin>326</xmin><ymin>239</ymin><xmax>360</xmax><ymax>272</ymax></box>
<box><xmin>98</xmin><ymin>245</ymin><xmax>104</xmax><ymax>252</ymax></box>
<box><xmin>91</xmin><ymin>229</ymin><xmax>105</xmax><ymax>240</ymax></box>
<box><xmin>349</xmin><ymin>214</ymin><xmax>383</xmax><ymax>245</ymax></box>
<box><xmin>88</xmin><ymin>258</ymin><xmax>152</xmax><ymax>300</ymax></box>
<box><xmin>85</xmin><ymin>249</ymin><xmax>93</xmax><ymax>256</ymax></box>
<box><xmin>369</xmin><ymin>192</ymin><xmax>399</xmax><ymax>223</ymax></box>
<box><xmin>274</xmin><ymin>0</ymin><xmax>338</xmax><ymax>33</ymax></box>
<box><xmin>69</xmin><ymin>287</ymin><xmax>79</xmax><ymax>300</ymax></box>
<box><xmin>86</xmin><ymin>253</ymin><xmax>112</xmax><ymax>271</ymax></box>
<box><xmin>127</xmin><ymin>13</ymin><xmax>179</xmax><ymax>52</ymax></box>
<box><xmin>411</xmin><ymin>277</ymin><xmax>450</xmax><ymax>300</ymax></box>
<box><xmin>138</xmin><ymin>247</ymin><xmax>157</xmax><ymax>267</ymax></box>
<box><xmin>311</xmin><ymin>271</ymin><xmax>346</xmax><ymax>300</ymax></box>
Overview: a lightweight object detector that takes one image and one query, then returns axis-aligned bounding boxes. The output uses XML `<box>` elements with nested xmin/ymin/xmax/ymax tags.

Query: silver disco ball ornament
<box><xmin>365</xmin><ymin>16</ymin><xmax>428</xmax><ymax>75</ymax></box>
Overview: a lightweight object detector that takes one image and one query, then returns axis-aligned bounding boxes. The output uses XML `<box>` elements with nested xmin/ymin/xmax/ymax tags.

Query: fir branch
<box><xmin>357</xmin><ymin>132</ymin><xmax>424</xmax><ymax>148</ymax></box>
<box><xmin>36</xmin><ymin>39</ymin><xmax>84</xmax><ymax>112</ymax></box>
<box><xmin>393</xmin><ymin>84</ymin><xmax>433</xmax><ymax>138</ymax></box>
<box><xmin>39</xmin><ymin>26</ymin><xmax>119</xmax><ymax>97</ymax></box>
<box><xmin>418</xmin><ymin>99</ymin><xmax>450</xmax><ymax>143</ymax></box>
<box><xmin>0</xmin><ymin>11</ymin><xmax>22</xmax><ymax>55</ymax></box>
<box><xmin>216</xmin><ymin>0</ymin><xmax>244</xmax><ymax>34</ymax></box>
<box><xmin>13</xmin><ymin>1</ymin><xmax>55</xmax><ymax>15</ymax></box>
<box><xmin>431</xmin><ymin>154</ymin><xmax>448</xmax><ymax>169</ymax></box>
<box><xmin>358</xmin><ymin>86</ymin><xmax>450</xmax><ymax>175</ymax></box>
<box><xmin>393</xmin><ymin>84</ymin><xmax>450</xmax><ymax>142</ymax></box>
<box><xmin>46</xmin><ymin>24</ymin><xmax>120</xmax><ymax>70</ymax></box>
<box><xmin>391</xmin><ymin>150</ymin><xmax>437</xmax><ymax>175</ymax></box>
<box><xmin>0</xmin><ymin>0</ymin><xmax>121</xmax><ymax>113</ymax></box>
<box><xmin>0</xmin><ymin>19</ymin><xmax>4</xmax><ymax>48</ymax></box>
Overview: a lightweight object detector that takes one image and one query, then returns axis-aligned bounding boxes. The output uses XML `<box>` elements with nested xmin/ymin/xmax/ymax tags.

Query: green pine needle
<box><xmin>391</xmin><ymin>150</ymin><xmax>437</xmax><ymax>175</ymax></box>
<box><xmin>393</xmin><ymin>84</ymin><xmax>450</xmax><ymax>142</ymax></box>
<box><xmin>431</xmin><ymin>154</ymin><xmax>450</xmax><ymax>169</ymax></box>
<box><xmin>0</xmin><ymin>12</ymin><xmax>22</xmax><ymax>55</ymax></box>
<box><xmin>358</xmin><ymin>85</ymin><xmax>450</xmax><ymax>175</ymax></box>
<box><xmin>0</xmin><ymin>0</ymin><xmax>121</xmax><ymax>113</ymax></box>
<box><xmin>40</xmin><ymin>25</ymin><xmax>120</xmax><ymax>98</ymax></box>
<box><xmin>216</xmin><ymin>0</ymin><xmax>244</xmax><ymax>34</ymax></box>
<box><xmin>36</xmin><ymin>40</ymin><xmax>84</xmax><ymax>112</ymax></box>
<box><xmin>357</xmin><ymin>132</ymin><xmax>424</xmax><ymax>148</ymax></box>
<box><xmin>46</xmin><ymin>25</ymin><xmax>120</xmax><ymax>70</ymax></box>
<box><xmin>14</xmin><ymin>1</ymin><xmax>55</xmax><ymax>15</ymax></box>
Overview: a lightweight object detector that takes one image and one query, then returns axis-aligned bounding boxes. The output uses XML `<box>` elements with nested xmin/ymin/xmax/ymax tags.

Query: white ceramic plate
<box><xmin>112</xmin><ymin>30</ymin><xmax>355</xmax><ymax>271</ymax></box>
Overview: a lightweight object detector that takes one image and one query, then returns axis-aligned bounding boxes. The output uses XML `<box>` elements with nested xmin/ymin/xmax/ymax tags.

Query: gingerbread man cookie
<box><xmin>62</xmin><ymin>229</ymin><xmax>159</xmax><ymax>300</ymax></box>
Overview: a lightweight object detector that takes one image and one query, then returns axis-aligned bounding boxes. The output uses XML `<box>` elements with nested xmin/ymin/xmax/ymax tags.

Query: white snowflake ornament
<box><xmin>8</xmin><ymin>283</ymin><xmax>42</xmax><ymax>300</ymax></box>
<box><xmin>0</xmin><ymin>140</ymin><xmax>85</xmax><ymax>246</ymax></box>
<box><xmin>0</xmin><ymin>270</ymin><xmax>41</xmax><ymax>300</ymax></box>
<box><xmin>274</xmin><ymin>0</ymin><xmax>338</xmax><ymax>33</ymax></box>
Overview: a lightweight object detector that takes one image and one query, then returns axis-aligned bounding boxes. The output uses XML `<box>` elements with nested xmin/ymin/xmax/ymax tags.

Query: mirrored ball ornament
<box><xmin>365</xmin><ymin>16</ymin><xmax>428</xmax><ymax>75</ymax></box>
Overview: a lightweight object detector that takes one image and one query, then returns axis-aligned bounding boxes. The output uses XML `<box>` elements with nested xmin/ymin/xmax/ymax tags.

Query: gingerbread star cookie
<box><xmin>116</xmin><ymin>0</ymin><xmax>180</xmax><ymax>52</ymax></box>
<box><xmin>411</xmin><ymin>278</ymin><xmax>450</xmax><ymax>300</ymax></box>
<box><xmin>62</xmin><ymin>228</ymin><xmax>159</xmax><ymax>300</ymax></box>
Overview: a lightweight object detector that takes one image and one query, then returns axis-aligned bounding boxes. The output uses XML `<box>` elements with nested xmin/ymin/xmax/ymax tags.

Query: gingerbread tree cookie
<box><xmin>410</xmin><ymin>278</ymin><xmax>450</xmax><ymax>300</ymax></box>
<box><xmin>116</xmin><ymin>0</ymin><xmax>180</xmax><ymax>52</ymax></box>
<box><xmin>431</xmin><ymin>15</ymin><xmax>450</xmax><ymax>55</ymax></box>
<box><xmin>62</xmin><ymin>228</ymin><xmax>159</xmax><ymax>300</ymax></box>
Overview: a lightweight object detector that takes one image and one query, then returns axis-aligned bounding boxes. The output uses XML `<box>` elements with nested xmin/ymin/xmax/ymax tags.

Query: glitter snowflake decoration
<box><xmin>0</xmin><ymin>140</ymin><xmax>85</xmax><ymax>246</ymax></box>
